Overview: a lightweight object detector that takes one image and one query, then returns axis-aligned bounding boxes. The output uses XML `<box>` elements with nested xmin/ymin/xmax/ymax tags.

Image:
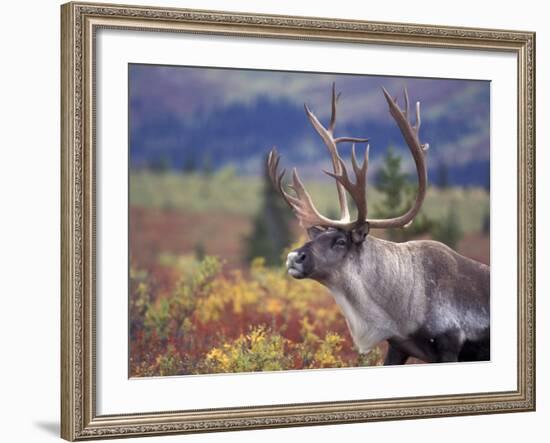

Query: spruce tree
<box><xmin>244</xmin><ymin>157</ymin><xmax>293</xmax><ymax>266</ymax></box>
<box><xmin>149</xmin><ymin>155</ymin><xmax>171</xmax><ymax>174</ymax></box>
<box><xmin>182</xmin><ymin>154</ymin><xmax>197</xmax><ymax>174</ymax></box>
<box><xmin>375</xmin><ymin>147</ymin><xmax>408</xmax><ymax>214</ymax></box>
<box><xmin>432</xmin><ymin>202</ymin><xmax>463</xmax><ymax>249</ymax></box>
<box><xmin>482</xmin><ymin>210</ymin><xmax>490</xmax><ymax>236</ymax></box>
<box><xmin>373</xmin><ymin>147</ymin><xmax>433</xmax><ymax>242</ymax></box>
<box><xmin>437</xmin><ymin>161</ymin><xmax>449</xmax><ymax>189</ymax></box>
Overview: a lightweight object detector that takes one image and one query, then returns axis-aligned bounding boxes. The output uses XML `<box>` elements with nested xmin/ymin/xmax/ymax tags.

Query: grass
<box><xmin>130</xmin><ymin>169</ymin><xmax>490</xmax><ymax>234</ymax></box>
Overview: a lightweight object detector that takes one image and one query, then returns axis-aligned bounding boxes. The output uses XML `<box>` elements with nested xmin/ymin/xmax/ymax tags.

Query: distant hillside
<box><xmin>129</xmin><ymin>66</ymin><xmax>490</xmax><ymax>188</ymax></box>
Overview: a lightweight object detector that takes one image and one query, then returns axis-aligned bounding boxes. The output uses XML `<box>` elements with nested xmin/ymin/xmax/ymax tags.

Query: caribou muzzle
<box><xmin>286</xmin><ymin>248</ymin><xmax>312</xmax><ymax>279</ymax></box>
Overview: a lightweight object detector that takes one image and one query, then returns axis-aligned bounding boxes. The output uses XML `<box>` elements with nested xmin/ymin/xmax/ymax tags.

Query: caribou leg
<box><xmin>434</xmin><ymin>330</ymin><xmax>463</xmax><ymax>363</ymax></box>
<box><xmin>384</xmin><ymin>344</ymin><xmax>410</xmax><ymax>366</ymax></box>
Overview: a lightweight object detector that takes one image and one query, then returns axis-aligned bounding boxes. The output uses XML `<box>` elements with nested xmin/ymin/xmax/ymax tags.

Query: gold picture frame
<box><xmin>61</xmin><ymin>1</ymin><xmax>536</xmax><ymax>440</ymax></box>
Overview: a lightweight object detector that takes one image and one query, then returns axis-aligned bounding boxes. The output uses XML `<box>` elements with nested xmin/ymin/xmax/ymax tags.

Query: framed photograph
<box><xmin>61</xmin><ymin>1</ymin><xmax>536</xmax><ymax>440</ymax></box>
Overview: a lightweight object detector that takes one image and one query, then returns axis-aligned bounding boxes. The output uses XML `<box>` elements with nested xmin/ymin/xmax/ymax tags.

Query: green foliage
<box><xmin>482</xmin><ymin>210</ymin><xmax>490</xmax><ymax>235</ymax></box>
<box><xmin>182</xmin><ymin>154</ymin><xmax>197</xmax><ymax>173</ymax></box>
<box><xmin>436</xmin><ymin>161</ymin><xmax>450</xmax><ymax>189</ymax></box>
<box><xmin>148</xmin><ymin>155</ymin><xmax>171</xmax><ymax>173</ymax></box>
<box><xmin>144</xmin><ymin>297</ymin><xmax>171</xmax><ymax>340</ymax></box>
<box><xmin>373</xmin><ymin>146</ymin><xmax>433</xmax><ymax>241</ymax></box>
<box><xmin>205</xmin><ymin>326</ymin><xmax>293</xmax><ymax>373</ymax></box>
<box><xmin>357</xmin><ymin>348</ymin><xmax>384</xmax><ymax>367</ymax></box>
<box><xmin>201</xmin><ymin>152</ymin><xmax>214</xmax><ymax>176</ymax></box>
<box><xmin>244</xmin><ymin>159</ymin><xmax>293</xmax><ymax>266</ymax></box>
<box><xmin>129</xmin><ymin>266</ymin><xmax>152</xmax><ymax>346</ymax></box>
<box><xmin>155</xmin><ymin>344</ymin><xmax>184</xmax><ymax>376</ymax></box>
<box><xmin>194</xmin><ymin>241</ymin><xmax>206</xmax><ymax>261</ymax></box>
<box><xmin>375</xmin><ymin>146</ymin><xmax>409</xmax><ymax>211</ymax></box>
<box><xmin>130</xmin><ymin>169</ymin><xmax>262</xmax><ymax>216</ymax></box>
<box><xmin>129</xmin><ymin>267</ymin><xmax>151</xmax><ymax>319</ymax></box>
<box><xmin>432</xmin><ymin>202</ymin><xmax>463</xmax><ymax>249</ymax></box>
<box><xmin>311</xmin><ymin>332</ymin><xmax>346</xmax><ymax>368</ymax></box>
<box><xmin>172</xmin><ymin>255</ymin><xmax>221</xmax><ymax>321</ymax></box>
<box><xmin>143</xmin><ymin>256</ymin><xmax>222</xmax><ymax>343</ymax></box>
<box><xmin>129</xmin><ymin>171</ymin><xmax>488</xmax><ymax>234</ymax></box>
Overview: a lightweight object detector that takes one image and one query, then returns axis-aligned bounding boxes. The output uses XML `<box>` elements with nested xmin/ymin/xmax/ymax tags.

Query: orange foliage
<box><xmin>129</xmin><ymin>255</ymin><xmax>383</xmax><ymax>377</ymax></box>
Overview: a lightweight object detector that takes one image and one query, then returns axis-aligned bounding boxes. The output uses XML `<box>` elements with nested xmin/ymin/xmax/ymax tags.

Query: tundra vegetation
<box><xmin>129</xmin><ymin>151</ymin><xmax>489</xmax><ymax>376</ymax></box>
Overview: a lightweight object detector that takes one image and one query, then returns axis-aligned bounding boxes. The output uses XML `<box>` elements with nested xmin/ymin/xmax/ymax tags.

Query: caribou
<box><xmin>267</xmin><ymin>85</ymin><xmax>490</xmax><ymax>365</ymax></box>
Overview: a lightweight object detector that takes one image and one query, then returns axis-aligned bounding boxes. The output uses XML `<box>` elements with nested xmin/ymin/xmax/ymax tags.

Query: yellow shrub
<box><xmin>313</xmin><ymin>332</ymin><xmax>346</xmax><ymax>368</ymax></box>
<box><xmin>131</xmin><ymin>253</ymin><xmax>385</xmax><ymax>377</ymax></box>
<box><xmin>205</xmin><ymin>326</ymin><xmax>292</xmax><ymax>373</ymax></box>
<box><xmin>155</xmin><ymin>344</ymin><xmax>184</xmax><ymax>376</ymax></box>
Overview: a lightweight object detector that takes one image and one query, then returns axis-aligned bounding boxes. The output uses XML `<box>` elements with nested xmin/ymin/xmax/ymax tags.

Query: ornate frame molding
<box><xmin>61</xmin><ymin>2</ymin><xmax>535</xmax><ymax>440</ymax></box>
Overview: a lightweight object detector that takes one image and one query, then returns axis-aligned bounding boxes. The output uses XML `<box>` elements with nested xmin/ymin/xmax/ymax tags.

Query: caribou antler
<box><xmin>304</xmin><ymin>83</ymin><xmax>369</xmax><ymax>223</ymax></box>
<box><xmin>267</xmin><ymin>148</ymin><xmax>357</xmax><ymax>229</ymax></box>
<box><xmin>324</xmin><ymin>143</ymin><xmax>370</xmax><ymax>226</ymax></box>
<box><xmin>268</xmin><ymin>86</ymin><xmax>429</xmax><ymax>232</ymax></box>
<box><xmin>368</xmin><ymin>88</ymin><xmax>428</xmax><ymax>229</ymax></box>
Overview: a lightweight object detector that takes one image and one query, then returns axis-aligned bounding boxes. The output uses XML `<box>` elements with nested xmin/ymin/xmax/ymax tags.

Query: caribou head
<box><xmin>269</xmin><ymin>84</ymin><xmax>428</xmax><ymax>283</ymax></box>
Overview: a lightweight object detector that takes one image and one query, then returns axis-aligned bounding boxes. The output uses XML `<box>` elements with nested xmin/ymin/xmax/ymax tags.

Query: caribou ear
<box><xmin>307</xmin><ymin>226</ymin><xmax>325</xmax><ymax>240</ymax></box>
<box><xmin>351</xmin><ymin>223</ymin><xmax>369</xmax><ymax>244</ymax></box>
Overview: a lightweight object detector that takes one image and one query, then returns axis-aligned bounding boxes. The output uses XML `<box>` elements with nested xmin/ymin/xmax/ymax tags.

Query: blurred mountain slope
<box><xmin>129</xmin><ymin>64</ymin><xmax>490</xmax><ymax>187</ymax></box>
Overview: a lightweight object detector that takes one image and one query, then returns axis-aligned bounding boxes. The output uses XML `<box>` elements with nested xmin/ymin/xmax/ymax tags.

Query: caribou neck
<box><xmin>320</xmin><ymin>236</ymin><xmax>423</xmax><ymax>353</ymax></box>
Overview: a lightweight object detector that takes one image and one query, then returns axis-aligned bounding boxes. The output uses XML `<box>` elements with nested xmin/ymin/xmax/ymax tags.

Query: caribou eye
<box><xmin>333</xmin><ymin>238</ymin><xmax>347</xmax><ymax>248</ymax></box>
